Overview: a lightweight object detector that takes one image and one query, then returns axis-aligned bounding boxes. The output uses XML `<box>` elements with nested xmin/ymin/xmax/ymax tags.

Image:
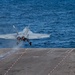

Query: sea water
<box><xmin>0</xmin><ymin>0</ymin><xmax>75</xmax><ymax>48</ymax></box>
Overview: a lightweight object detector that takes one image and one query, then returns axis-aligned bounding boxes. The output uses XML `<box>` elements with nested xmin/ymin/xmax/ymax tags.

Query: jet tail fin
<box><xmin>22</xmin><ymin>26</ymin><xmax>30</xmax><ymax>38</ymax></box>
<box><xmin>13</xmin><ymin>25</ymin><xmax>18</xmax><ymax>35</ymax></box>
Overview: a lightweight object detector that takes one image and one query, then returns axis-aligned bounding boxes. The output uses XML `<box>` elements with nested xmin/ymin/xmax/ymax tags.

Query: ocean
<box><xmin>0</xmin><ymin>0</ymin><xmax>75</xmax><ymax>48</ymax></box>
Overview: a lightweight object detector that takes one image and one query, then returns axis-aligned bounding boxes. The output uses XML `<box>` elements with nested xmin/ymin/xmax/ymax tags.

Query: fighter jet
<box><xmin>0</xmin><ymin>25</ymin><xmax>50</xmax><ymax>45</ymax></box>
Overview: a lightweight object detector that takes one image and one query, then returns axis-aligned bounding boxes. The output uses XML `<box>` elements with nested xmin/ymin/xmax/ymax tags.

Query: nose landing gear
<box><xmin>29</xmin><ymin>42</ymin><xmax>32</xmax><ymax>46</ymax></box>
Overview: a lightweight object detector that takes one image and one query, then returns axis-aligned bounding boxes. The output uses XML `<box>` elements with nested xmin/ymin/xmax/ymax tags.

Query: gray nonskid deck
<box><xmin>0</xmin><ymin>48</ymin><xmax>75</xmax><ymax>75</ymax></box>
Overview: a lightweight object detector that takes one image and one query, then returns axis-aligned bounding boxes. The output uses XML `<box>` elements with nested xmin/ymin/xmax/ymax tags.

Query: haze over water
<box><xmin>0</xmin><ymin>0</ymin><xmax>75</xmax><ymax>48</ymax></box>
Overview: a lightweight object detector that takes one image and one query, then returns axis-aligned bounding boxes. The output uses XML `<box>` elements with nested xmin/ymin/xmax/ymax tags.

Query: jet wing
<box><xmin>28</xmin><ymin>33</ymin><xmax>50</xmax><ymax>39</ymax></box>
<box><xmin>22</xmin><ymin>27</ymin><xmax>50</xmax><ymax>39</ymax></box>
<box><xmin>0</xmin><ymin>33</ymin><xmax>16</xmax><ymax>39</ymax></box>
<box><xmin>23</xmin><ymin>29</ymin><xmax>50</xmax><ymax>39</ymax></box>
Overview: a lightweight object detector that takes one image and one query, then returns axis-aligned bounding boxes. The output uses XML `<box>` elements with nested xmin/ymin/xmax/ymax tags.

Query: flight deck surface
<box><xmin>0</xmin><ymin>48</ymin><xmax>75</xmax><ymax>75</ymax></box>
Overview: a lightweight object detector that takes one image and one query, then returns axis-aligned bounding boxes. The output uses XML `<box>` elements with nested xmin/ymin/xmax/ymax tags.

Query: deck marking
<box><xmin>48</xmin><ymin>49</ymin><xmax>74</xmax><ymax>75</ymax></box>
<box><xmin>4</xmin><ymin>48</ymin><xmax>28</xmax><ymax>75</ymax></box>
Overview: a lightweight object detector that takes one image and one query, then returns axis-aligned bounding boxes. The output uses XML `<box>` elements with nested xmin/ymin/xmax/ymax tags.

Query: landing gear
<box><xmin>29</xmin><ymin>42</ymin><xmax>32</xmax><ymax>46</ymax></box>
